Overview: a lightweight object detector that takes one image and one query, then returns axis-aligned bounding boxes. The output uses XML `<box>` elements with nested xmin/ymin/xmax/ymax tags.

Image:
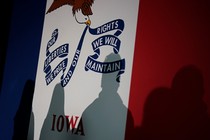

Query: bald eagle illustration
<box><xmin>46</xmin><ymin>0</ymin><xmax>94</xmax><ymax>25</ymax></box>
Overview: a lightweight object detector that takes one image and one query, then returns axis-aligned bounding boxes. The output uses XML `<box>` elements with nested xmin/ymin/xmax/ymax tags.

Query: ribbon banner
<box><xmin>85</xmin><ymin>19</ymin><xmax>125</xmax><ymax>82</ymax></box>
<box><xmin>44</xmin><ymin>29</ymin><xmax>69</xmax><ymax>85</ymax></box>
<box><xmin>44</xmin><ymin>19</ymin><xmax>126</xmax><ymax>87</ymax></box>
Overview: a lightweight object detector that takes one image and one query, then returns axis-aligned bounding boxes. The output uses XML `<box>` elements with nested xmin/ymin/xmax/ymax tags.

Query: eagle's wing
<box><xmin>81</xmin><ymin>0</ymin><xmax>94</xmax><ymax>15</ymax></box>
<box><xmin>46</xmin><ymin>0</ymin><xmax>75</xmax><ymax>14</ymax></box>
<box><xmin>85</xmin><ymin>0</ymin><xmax>94</xmax><ymax>5</ymax></box>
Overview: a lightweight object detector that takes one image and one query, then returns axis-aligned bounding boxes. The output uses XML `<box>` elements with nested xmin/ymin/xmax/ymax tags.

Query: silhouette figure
<box><xmin>76</xmin><ymin>53</ymin><xmax>134</xmax><ymax>140</ymax></box>
<box><xmin>12</xmin><ymin>79</ymin><xmax>35</xmax><ymax>140</ymax></box>
<box><xmin>171</xmin><ymin>65</ymin><xmax>210</xmax><ymax>140</ymax></box>
<box><xmin>139</xmin><ymin>87</ymin><xmax>174</xmax><ymax>140</ymax></box>
<box><xmin>39</xmin><ymin>82</ymin><xmax>70</xmax><ymax>140</ymax></box>
<box><xmin>139</xmin><ymin>65</ymin><xmax>210</xmax><ymax>140</ymax></box>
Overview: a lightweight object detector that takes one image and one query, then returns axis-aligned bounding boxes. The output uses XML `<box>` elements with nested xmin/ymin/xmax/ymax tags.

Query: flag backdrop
<box><xmin>0</xmin><ymin>0</ymin><xmax>210</xmax><ymax>140</ymax></box>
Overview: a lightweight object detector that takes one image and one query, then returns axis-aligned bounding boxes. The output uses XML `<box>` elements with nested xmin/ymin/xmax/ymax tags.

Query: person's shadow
<box><xmin>138</xmin><ymin>65</ymin><xmax>210</xmax><ymax>140</ymax></box>
<box><xmin>12</xmin><ymin>79</ymin><xmax>35</xmax><ymax>140</ymax></box>
<box><xmin>75</xmin><ymin>52</ymin><xmax>134</xmax><ymax>140</ymax></box>
<box><xmin>39</xmin><ymin>82</ymin><xmax>70</xmax><ymax>140</ymax></box>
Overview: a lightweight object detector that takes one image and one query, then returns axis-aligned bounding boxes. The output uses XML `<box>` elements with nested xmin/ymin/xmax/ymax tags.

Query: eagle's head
<box><xmin>74</xmin><ymin>10</ymin><xmax>91</xmax><ymax>26</ymax></box>
<box><xmin>73</xmin><ymin>0</ymin><xmax>93</xmax><ymax>26</ymax></box>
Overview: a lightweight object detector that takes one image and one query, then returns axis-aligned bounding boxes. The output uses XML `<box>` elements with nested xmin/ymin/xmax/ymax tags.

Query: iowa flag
<box><xmin>28</xmin><ymin>0</ymin><xmax>140</xmax><ymax>139</ymax></box>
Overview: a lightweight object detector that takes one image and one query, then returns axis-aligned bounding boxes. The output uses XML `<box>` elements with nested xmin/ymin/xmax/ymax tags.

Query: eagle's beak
<box><xmin>85</xmin><ymin>19</ymin><xmax>91</xmax><ymax>26</ymax></box>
